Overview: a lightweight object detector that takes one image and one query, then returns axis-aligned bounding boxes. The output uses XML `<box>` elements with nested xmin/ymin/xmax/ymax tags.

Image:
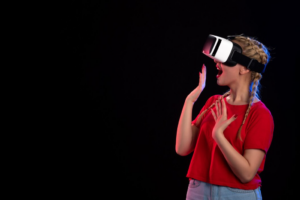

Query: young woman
<box><xmin>176</xmin><ymin>35</ymin><xmax>274</xmax><ymax>200</ymax></box>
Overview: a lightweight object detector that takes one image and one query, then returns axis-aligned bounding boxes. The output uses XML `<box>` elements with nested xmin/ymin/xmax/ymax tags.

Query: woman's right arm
<box><xmin>176</xmin><ymin>65</ymin><xmax>206</xmax><ymax>156</ymax></box>
<box><xmin>175</xmin><ymin>99</ymin><xmax>200</xmax><ymax>156</ymax></box>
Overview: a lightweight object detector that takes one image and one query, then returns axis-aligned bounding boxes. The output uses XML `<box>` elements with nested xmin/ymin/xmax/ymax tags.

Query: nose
<box><xmin>214</xmin><ymin>60</ymin><xmax>223</xmax><ymax>66</ymax></box>
<box><xmin>213</xmin><ymin>59</ymin><xmax>220</xmax><ymax>64</ymax></box>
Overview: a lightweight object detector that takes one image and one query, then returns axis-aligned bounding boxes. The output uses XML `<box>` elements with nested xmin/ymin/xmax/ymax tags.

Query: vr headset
<box><xmin>202</xmin><ymin>34</ymin><xmax>266</xmax><ymax>73</ymax></box>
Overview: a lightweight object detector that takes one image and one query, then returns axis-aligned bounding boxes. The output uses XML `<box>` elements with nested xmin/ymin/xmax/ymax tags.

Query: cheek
<box><xmin>226</xmin><ymin>67</ymin><xmax>239</xmax><ymax>75</ymax></box>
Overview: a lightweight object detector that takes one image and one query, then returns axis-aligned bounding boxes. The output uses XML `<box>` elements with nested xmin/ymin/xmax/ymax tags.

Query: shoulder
<box><xmin>207</xmin><ymin>94</ymin><xmax>222</xmax><ymax>102</ymax></box>
<box><xmin>245</xmin><ymin>101</ymin><xmax>274</xmax><ymax>143</ymax></box>
<box><xmin>252</xmin><ymin>101</ymin><xmax>273</xmax><ymax>117</ymax></box>
<box><xmin>249</xmin><ymin>101</ymin><xmax>274</xmax><ymax>125</ymax></box>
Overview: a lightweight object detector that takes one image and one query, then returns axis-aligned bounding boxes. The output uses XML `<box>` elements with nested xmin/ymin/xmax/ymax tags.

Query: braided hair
<box><xmin>195</xmin><ymin>35</ymin><xmax>271</xmax><ymax>141</ymax></box>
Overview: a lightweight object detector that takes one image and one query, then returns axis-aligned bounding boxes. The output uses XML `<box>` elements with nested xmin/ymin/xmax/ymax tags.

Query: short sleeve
<box><xmin>244</xmin><ymin>107</ymin><xmax>274</xmax><ymax>154</ymax></box>
<box><xmin>191</xmin><ymin>95</ymin><xmax>218</xmax><ymax>128</ymax></box>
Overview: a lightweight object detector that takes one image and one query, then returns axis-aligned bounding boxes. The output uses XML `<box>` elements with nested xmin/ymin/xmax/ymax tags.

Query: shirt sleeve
<box><xmin>243</xmin><ymin>106</ymin><xmax>274</xmax><ymax>154</ymax></box>
<box><xmin>191</xmin><ymin>95</ymin><xmax>218</xmax><ymax>128</ymax></box>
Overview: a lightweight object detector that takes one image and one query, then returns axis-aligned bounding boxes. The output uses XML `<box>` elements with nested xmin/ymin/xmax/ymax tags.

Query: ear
<box><xmin>239</xmin><ymin>66</ymin><xmax>250</xmax><ymax>75</ymax></box>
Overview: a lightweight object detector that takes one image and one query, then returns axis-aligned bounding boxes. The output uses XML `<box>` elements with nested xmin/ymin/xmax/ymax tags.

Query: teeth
<box><xmin>216</xmin><ymin>64</ymin><xmax>222</xmax><ymax>71</ymax></box>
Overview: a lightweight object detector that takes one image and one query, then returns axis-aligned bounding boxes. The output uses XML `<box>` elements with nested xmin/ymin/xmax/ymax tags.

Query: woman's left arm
<box><xmin>211</xmin><ymin>98</ymin><xmax>265</xmax><ymax>183</ymax></box>
<box><xmin>214</xmin><ymin>134</ymin><xmax>265</xmax><ymax>183</ymax></box>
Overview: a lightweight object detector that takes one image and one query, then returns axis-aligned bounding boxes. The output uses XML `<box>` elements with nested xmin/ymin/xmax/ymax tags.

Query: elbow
<box><xmin>175</xmin><ymin>147</ymin><xmax>189</xmax><ymax>156</ymax></box>
<box><xmin>240</xmin><ymin>178</ymin><xmax>251</xmax><ymax>184</ymax></box>
<box><xmin>176</xmin><ymin>151</ymin><xmax>187</xmax><ymax>156</ymax></box>
<box><xmin>175</xmin><ymin>148</ymin><xmax>185</xmax><ymax>156</ymax></box>
<box><xmin>240</xmin><ymin>173</ymin><xmax>255</xmax><ymax>184</ymax></box>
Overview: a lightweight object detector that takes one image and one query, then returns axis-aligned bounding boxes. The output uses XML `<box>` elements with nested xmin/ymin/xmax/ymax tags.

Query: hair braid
<box><xmin>236</xmin><ymin>72</ymin><xmax>262</xmax><ymax>140</ymax></box>
<box><xmin>229</xmin><ymin>35</ymin><xmax>270</xmax><ymax>141</ymax></box>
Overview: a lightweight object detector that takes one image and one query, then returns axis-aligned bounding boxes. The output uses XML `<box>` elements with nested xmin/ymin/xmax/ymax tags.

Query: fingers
<box><xmin>202</xmin><ymin>64</ymin><xmax>206</xmax><ymax>79</ymax></box>
<box><xmin>199</xmin><ymin>64</ymin><xmax>206</xmax><ymax>86</ymax></box>
<box><xmin>211</xmin><ymin>109</ymin><xmax>217</xmax><ymax>121</ymax></box>
<box><xmin>218</xmin><ymin>98</ymin><xmax>222</xmax><ymax>116</ymax></box>
<box><xmin>224</xmin><ymin>114</ymin><xmax>238</xmax><ymax>126</ymax></box>
<box><xmin>199</xmin><ymin>71</ymin><xmax>202</xmax><ymax>84</ymax></box>
<box><xmin>215</xmin><ymin>100</ymin><xmax>219</xmax><ymax>117</ymax></box>
<box><xmin>218</xmin><ymin>98</ymin><xmax>221</xmax><ymax>116</ymax></box>
<box><xmin>222</xmin><ymin>98</ymin><xmax>227</xmax><ymax>118</ymax></box>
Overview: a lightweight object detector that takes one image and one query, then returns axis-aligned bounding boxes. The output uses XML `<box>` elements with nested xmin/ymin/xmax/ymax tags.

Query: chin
<box><xmin>217</xmin><ymin>79</ymin><xmax>226</xmax><ymax>86</ymax></box>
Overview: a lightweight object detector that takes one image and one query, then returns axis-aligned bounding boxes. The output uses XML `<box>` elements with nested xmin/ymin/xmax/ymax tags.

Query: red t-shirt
<box><xmin>187</xmin><ymin>95</ymin><xmax>274</xmax><ymax>190</ymax></box>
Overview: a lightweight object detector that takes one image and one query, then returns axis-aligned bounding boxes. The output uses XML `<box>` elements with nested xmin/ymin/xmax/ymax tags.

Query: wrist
<box><xmin>185</xmin><ymin>96</ymin><xmax>196</xmax><ymax>104</ymax></box>
<box><xmin>185</xmin><ymin>99</ymin><xmax>195</xmax><ymax>106</ymax></box>
<box><xmin>213</xmin><ymin>130</ymin><xmax>225</xmax><ymax>143</ymax></box>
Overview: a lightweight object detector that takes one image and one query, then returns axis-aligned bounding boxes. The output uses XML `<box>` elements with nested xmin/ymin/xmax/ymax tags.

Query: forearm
<box><xmin>214</xmin><ymin>134</ymin><xmax>252</xmax><ymax>183</ymax></box>
<box><xmin>176</xmin><ymin>99</ymin><xmax>195</xmax><ymax>156</ymax></box>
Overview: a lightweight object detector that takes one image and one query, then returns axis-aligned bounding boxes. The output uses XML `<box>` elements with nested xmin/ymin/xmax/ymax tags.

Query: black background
<box><xmin>59</xmin><ymin>0</ymin><xmax>297</xmax><ymax>199</ymax></box>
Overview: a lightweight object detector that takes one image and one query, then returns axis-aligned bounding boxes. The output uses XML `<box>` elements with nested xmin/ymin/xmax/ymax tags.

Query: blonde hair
<box><xmin>195</xmin><ymin>35</ymin><xmax>271</xmax><ymax>141</ymax></box>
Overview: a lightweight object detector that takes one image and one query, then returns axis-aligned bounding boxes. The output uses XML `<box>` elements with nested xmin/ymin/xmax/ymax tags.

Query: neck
<box><xmin>225</xmin><ymin>69</ymin><xmax>256</xmax><ymax>105</ymax></box>
<box><xmin>227</xmin><ymin>90</ymin><xmax>250</xmax><ymax>104</ymax></box>
<box><xmin>227</xmin><ymin>80</ymin><xmax>252</xmax><ymax>105</ymax></box>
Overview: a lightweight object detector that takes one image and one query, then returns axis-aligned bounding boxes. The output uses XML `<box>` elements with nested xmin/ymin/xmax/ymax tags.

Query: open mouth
<box><xmin>216</xmin><ymin>64</ymin><xmax>223</xmax><ymax>78</ymax></box>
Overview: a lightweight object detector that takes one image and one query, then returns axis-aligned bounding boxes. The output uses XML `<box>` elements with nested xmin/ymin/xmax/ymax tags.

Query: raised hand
<box><xmin>211</xmin><ymin>97</ymin><xmax>237</xmax><ymax>140</ymax></box>
<box><xmin>186</xmin><ymin>64</ymin><xmax>206</xmax><ymax>103</ymax></box>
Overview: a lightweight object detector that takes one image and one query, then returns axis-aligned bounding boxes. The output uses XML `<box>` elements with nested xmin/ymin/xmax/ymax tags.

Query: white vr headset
<box><xmin>202</xmin><ymin>34</ymin><xmax>266</xmax><ymax>73</ymax></box>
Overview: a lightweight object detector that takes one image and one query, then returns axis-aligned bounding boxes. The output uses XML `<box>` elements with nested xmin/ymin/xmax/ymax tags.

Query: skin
<box><xmin>215</xmin><ymin>61</ymin><xmax>260</xmax><ymax>105</ymax></box>
<box><xmin>212</xmin><ymin>60</ymin><xmax>265</xmax><ymax>183</ymax></box>
<box><xmin>176</xmin><ymin>61</ymin><xmax>265</xmax><ymax>183</ymax></box>
<box><xmin>176</xmin><ymin>65</ymin><xmax>206</xmax><ymax>156</ymax></box>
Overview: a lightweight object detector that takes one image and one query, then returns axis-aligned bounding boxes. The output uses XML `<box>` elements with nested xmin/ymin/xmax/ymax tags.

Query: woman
<box><xmin>176</xmin><ymin>35</ymin><xmax>274</xmax><ymax>200</ymax></box>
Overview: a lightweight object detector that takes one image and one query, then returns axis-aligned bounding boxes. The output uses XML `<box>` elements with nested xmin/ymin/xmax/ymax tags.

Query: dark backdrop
<box><xmin>59</xmin><ymin>1</ymin><xmax>297</xmax><ymax>199</ymax></box>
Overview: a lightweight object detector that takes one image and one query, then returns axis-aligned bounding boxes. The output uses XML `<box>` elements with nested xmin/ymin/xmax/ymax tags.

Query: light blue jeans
<box><xmin>186</xmin><ymin>179</ymin><xmax>262</xmax><ymax>200</ymax></box>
